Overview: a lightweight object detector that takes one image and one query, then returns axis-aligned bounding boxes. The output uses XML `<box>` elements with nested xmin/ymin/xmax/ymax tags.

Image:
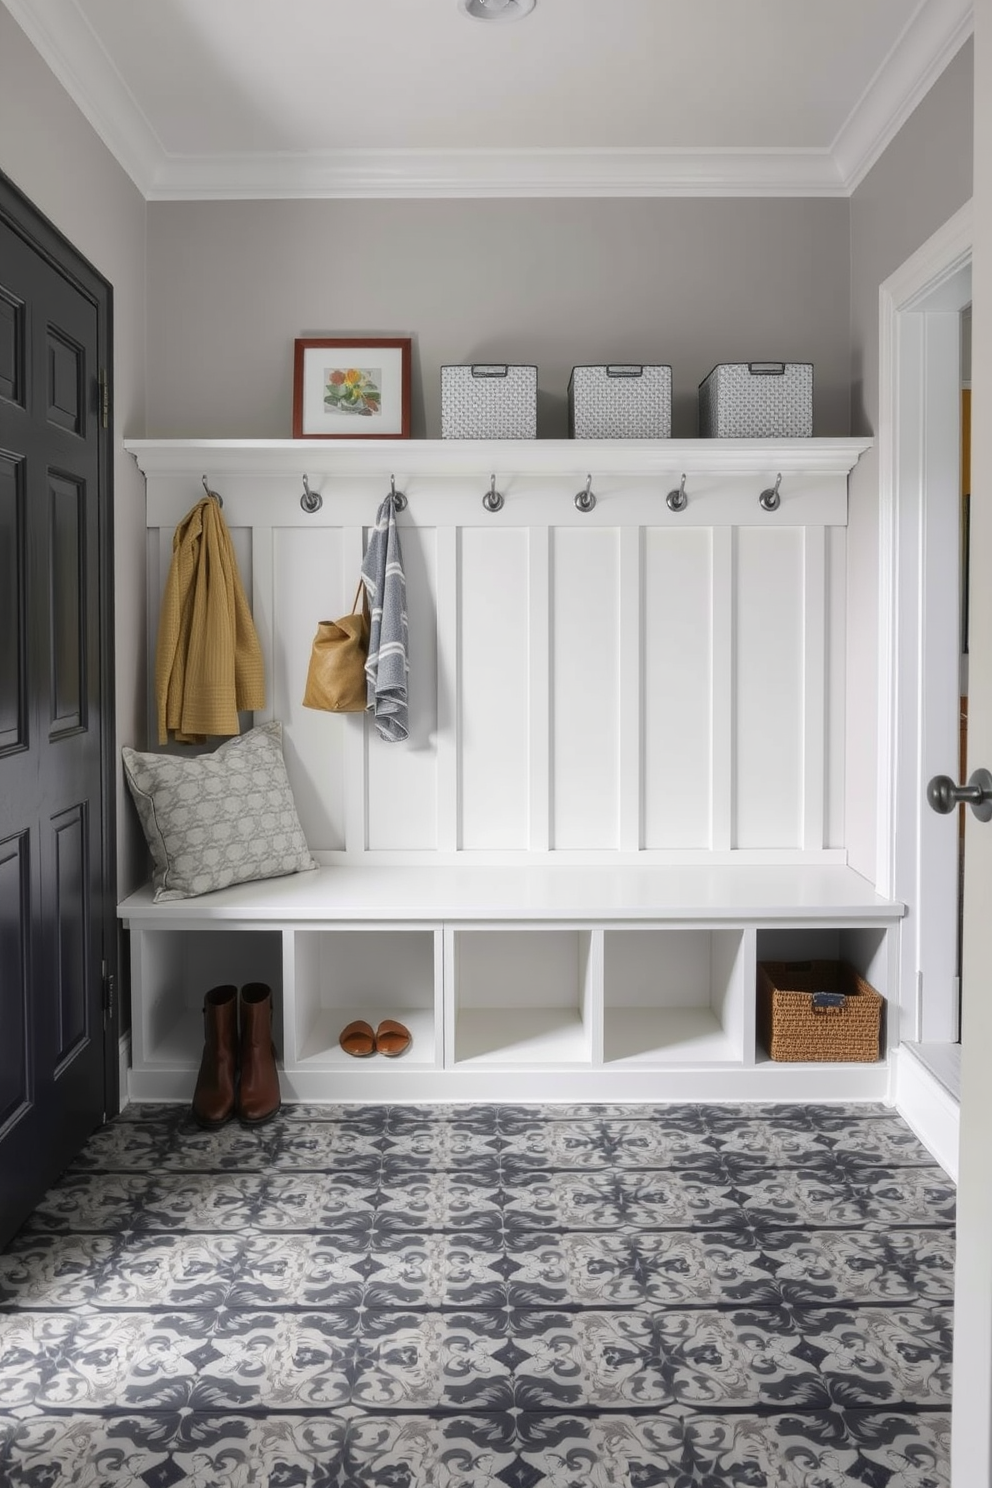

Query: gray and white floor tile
<box><xmin>0</xmin><ymin>1101</ymin><xmax>953</xmax><ymax>1485</ymax></box>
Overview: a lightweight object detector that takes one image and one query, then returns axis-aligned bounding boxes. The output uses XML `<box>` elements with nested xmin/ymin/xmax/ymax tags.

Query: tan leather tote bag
<box><xmin>302</xmin><ymin>583</ymin><xmax>370</xmax><ymax>713</ymax></box>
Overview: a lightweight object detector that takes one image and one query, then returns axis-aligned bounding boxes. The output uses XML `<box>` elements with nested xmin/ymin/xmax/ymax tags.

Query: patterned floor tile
<box><xmin>23</xmin><ymin>1172</ymin><xmax>160</xmax><ymax>1233</ymax></box>
<box><xmin>0</xmin><ymin>1101</ymin><xmax>954</xmax><ymax>1487</ymax></box>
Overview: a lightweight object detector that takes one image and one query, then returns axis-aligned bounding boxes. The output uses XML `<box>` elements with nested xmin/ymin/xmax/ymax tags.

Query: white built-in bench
<box><xmin>121</xmin><ymin>438</ymin><xmax>903</xmax><ymax>1105</ymax></box>
<box><xmin>118</xmin><ymin>862</ymin><xmax>903</xmax><ymax>1104</ymax></box>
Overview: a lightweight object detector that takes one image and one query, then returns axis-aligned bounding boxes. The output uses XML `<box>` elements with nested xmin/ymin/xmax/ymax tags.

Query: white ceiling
<box><xmin>3</xmin><ymin>0</ymin><xmax>973</xmax><ymax>198</ymax></box>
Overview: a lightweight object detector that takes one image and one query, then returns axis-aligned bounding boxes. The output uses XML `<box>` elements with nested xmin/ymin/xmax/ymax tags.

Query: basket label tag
<box><xmin>812</xmin><ymin>991</ymin><xmax>847</xmax><ymax>1011</ymax></box>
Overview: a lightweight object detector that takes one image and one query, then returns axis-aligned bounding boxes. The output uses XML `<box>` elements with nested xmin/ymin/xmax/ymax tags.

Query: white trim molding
<box><xmin>1</xmin><ymin>0</ymin><xmax>974</xmax><ymax>200</ymax></box>
<box><xmin>832</xmin><ymin>0</ymin><xmax>973</xmax><ymax>193</ymax></box>
<box><xmin>893</xmin><ymin>1046</ymin><xmax>959</xmax><ymax>1180</ymax></box>
<box><xmin>876</xmin><ymin>199</ymin><xmax>973</xmax><ymax>901</ymax></box>
<box><xmin>143</xmin><ymin>147</ymin><xmax>844</xmax><ymax>203</ymax></box>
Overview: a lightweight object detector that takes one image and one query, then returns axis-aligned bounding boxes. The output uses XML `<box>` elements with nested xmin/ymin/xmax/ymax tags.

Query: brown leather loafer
<box><xmin>375</xmin><ymin>1019</ymin><xmax>412</xmax><ymax>1057</ymax></box>
<box><xmin>339</xmin><ymin>1019</ymin><xmax>376</xmax><ymax>1057</ymax></box>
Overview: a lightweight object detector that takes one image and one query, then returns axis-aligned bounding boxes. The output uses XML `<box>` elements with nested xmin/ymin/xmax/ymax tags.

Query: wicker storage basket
<box><xmin>757</xmin><ymin>960</ymin><xmax>883</xmax><ymax>1063</ymax></box>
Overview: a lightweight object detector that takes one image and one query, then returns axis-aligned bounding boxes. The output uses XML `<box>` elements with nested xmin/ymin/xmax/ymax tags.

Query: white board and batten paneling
<box><xmin>134</xmin><ymin>438</ymin><xmax>861</xmax><ymax>866</ymax></box>
<box><xmin>123</xmin><ymin>437</ymin><xmax>904</xmax><ymax>1106</ymax></box>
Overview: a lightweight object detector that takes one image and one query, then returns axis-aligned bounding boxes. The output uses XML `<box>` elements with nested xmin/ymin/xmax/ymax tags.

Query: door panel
<box><xmin>0</xmin><ymin>182</ymin><xmax>113</xmax><ymax>1245</ymax></box>
<box><xmin>0</xmin><ymin>833</ymin><xmax>30</xmax><ymax>1130</ymax></box>
<box><xmin>49</xmin><ymin>471</ymin><xmax>86</xmax><ymax>733</ymax></box>
<box><xmin>0</xmin><ymin>453</ymin><xmax>25</xmax><ymax>751</ymax></box>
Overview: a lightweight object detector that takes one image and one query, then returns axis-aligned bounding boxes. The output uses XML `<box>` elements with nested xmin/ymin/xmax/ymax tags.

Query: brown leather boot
<box><xmin>190</xmin><ymin>984</ymin><xmax>238</xmax><ymax>1129</ymax></box>
<box><xmin>237</xmin><ymin>982</ymin><xmax>281</xmax><ymax>1125</ymax></box>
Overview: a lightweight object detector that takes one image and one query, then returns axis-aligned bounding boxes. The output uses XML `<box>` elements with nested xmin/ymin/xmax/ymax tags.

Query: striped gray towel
<box><xmin>361</xmin><ymin>491</ymin><xmax>409</xmax><ymax>742</ymax></box>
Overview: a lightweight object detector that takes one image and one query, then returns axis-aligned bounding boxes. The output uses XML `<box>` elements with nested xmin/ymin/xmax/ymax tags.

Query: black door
<box><xmin>0</xmin><ymin>172</ymin><xmax>116</xmax><ymax>1246</ymax></box>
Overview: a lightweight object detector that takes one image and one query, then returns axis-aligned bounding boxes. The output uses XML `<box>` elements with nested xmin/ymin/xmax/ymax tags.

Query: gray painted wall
<box><xmin>845</xmin><ymin>38</ymin><xmax>974</xmax><ymax>878</ymax></box>
<box><xmin>0</xmin><ymin>8</ymin><xmax>975</xmax><ymax>895</ymax></box>
<box><xmin>146</xmin><ymin>196</ymin><xmax>851</xmax><ymax>439</ymax></box>
<box><xmin>0</xmin><ymin>5</ymin><xmax>149</xmax><ymax>894</ymax></box>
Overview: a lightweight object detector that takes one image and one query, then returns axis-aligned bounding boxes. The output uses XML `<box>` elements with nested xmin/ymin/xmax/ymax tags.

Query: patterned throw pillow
<box><xmin>122</xmin><ymin>721</ymin><xmax>317</xmax><ymax>902</ymax></box>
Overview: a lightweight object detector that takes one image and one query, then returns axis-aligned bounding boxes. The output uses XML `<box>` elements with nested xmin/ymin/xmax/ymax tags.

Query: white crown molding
<box><xmin>832</xmin><ymin>0</ymin><xmax>974</xmax><ymax>193</ymax></box>
<box><xmin>144</xmin><ymin>147</ymin><xmax>844</xmax><ymax>201</ymax></box>
<box><xmin>1</xmin><ymin>0</ymin><xmax>162</xmax><ymax>196</ymax></box>
<box><xmin>3</xmin><ymin>0</ymin><xmax>973</xmax><ymax>200</ymax></box>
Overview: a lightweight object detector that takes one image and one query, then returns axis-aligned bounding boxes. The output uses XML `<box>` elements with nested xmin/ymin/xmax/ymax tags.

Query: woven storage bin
<box><xmin>699</xmin><ymin>362</ymin><xmax>813</xmax><ymax>438</ymax></box>
<box><xmin>568</xmin><ymin>364</ymin><xmax>672</xmax><ymax>439</ymax></box>
<box><xmin>441</xmin><ymin>364</ymin><xmax>537</xmax><ymax>439</ymax></box>
<box><xmin>757</xmin><ymin>960</ymin><xmax>882</xmax><ymax>1063</ymax></box>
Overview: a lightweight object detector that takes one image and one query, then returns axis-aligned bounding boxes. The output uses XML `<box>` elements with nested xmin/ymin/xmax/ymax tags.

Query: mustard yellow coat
<box><xmin>155</xmin><ymin>497</ymin><xmax>265</xmax><ymax>744</ymax></box>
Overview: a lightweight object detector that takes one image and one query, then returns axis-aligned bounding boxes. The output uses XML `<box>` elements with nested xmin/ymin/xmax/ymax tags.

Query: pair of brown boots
<box><xmin>191</xmin><ymin>982</ymin><xmax>281</xmax><ymax>1129</ymax></box>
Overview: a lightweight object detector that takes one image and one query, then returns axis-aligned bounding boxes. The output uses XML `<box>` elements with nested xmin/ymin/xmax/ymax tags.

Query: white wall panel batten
<box><xmin>528</xmin><ymin>527</ymin><xmax>551</xmax><ymax>853</ymax></box>
<box><xmin>802</xmin><ymin>526</ymin><xmax>827</xmax><ymax>850</ymax></box>
<box><xmin>460</xmin><ymin>528</ymin><xmax>530</xmax><ymax>849</ymax></box>
<box><xmin>145</xmin><ymin>526</ymin><xmax>166</xmax><ymax>747</ymax></box>
<box><xmin>734</xmin><ymin>527</ymin><xmax>804</xmax><ymax>848</ymax></box>
<box><xmin>618</xmin><ymin>526</ymin><xmax>643</xmax><ymax>852</ymax></box>
<box><xmin>340</xmin><ymin>526</ymin><xmax>370</xmax><ymax>853</ymax></box>
<box><xmin>826</xmin><ymin>526</ymin><xmax>847</xmax><ymax>848</ymax></box>
<box><xmin>552</xmin><ymin>527</ymin><xmax>620</xmax><ymax>849</ymax></box>
<box><xmin>273</xmin><ymin>526</ymin><xmax>347</xmax><ymax>852</ymax></box>
<box><xmin>643</xmin><ymin>526</ymin><xmax>713</xmax><ymax>849</ymax></box>
<box><xmin>710</xmin><ymin>527</ymin><xmax>735</xmax><ymax>852</ymax></box>
<box><xmin>250</xmin><ymin>526</ymin><xmax>275</xmax><ymax>726</ymax></box>
<box><xmin>434</xmin><ymin>526</ymin><xmax>460</xmax><ymax>853</ymax></box>
<box><xmin>367</xmin><ymin>524</ymin><xmax>438</xmax><ymax>850</ymax></box>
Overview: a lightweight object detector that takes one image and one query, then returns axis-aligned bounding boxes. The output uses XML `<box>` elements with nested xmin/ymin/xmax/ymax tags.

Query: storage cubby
<box><xmin>133</xmin><ymin>928</ymin><xmax>283</xmax><ymax>1069</ymax></box>
<box><xmin>603</xmin><ymin>928</ymin><xmax>747</xmax><ymax>1064</ymax></box>
<box><xmin>447</xmin><ymin>928</ymin><xmax>596</xmax><ymax>1066</ymax></box>
<box><xmin>754</xmin><ymin>925</ymin><xmax>890</xmax><ymax>1063</ymax></box>
<box><xmin>289</xmin><ymin>927</ymin><xmax>441</xmax><ymax>1068</ymax></box>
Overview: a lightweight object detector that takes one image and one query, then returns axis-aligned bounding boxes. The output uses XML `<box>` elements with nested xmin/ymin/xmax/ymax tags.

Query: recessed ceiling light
<box><xmin>458</xmin><ymin>0</ymin><xmax>536</xmax><ymax>20</ymax></box>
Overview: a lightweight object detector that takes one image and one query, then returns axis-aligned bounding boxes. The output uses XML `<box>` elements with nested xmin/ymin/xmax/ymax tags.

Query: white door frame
<box><xmin>877</xmin><ymin>202</ymin><xmax>972</xmax><ymax>1067</ymax></box>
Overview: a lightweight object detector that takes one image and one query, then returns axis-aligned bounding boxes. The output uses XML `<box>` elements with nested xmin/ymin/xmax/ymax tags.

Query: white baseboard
<box><xmin>118</xmin><ymin>1032</ymin><xmax>131</xmax><ymax>1114</ymax></box>
<box><xmin>892</xmin><ymin>1045</ymin><xmax>959</xmax><ymax>1181</ymax></box>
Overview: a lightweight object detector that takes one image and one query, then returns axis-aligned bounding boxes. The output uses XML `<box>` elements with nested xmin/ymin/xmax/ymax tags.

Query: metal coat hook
<box><xmin>300</xmin><ymin>473</ymin><xmax>323</xmax><ymax>514</ymax></box>
<box><xmin>202</xmin><ymin>474</ymin><xmax>223</xmax><ymax>507</ymax></box>
<box><xmin>666</xmin><ymin>473</ymin><xmax>688</xmax><ymax>512</ymax></box>
<box><xmin>574</xmin><ymin>474</ymin><xmax>596</xmax><ymax>513</ymax></box>
<box><xmin>389</xmin><ymin>474</ymin><xmax>408</xmax><ymax>512</ymax></box>
<box><xmin>759</xmin><ymin>473</ymin><xmax>782</xmax><ymax>512</ymax></box>
<box><xmin>483</xmin><ymin>473</ymin><xmax>504</xmax><ymax>513</ymax></box>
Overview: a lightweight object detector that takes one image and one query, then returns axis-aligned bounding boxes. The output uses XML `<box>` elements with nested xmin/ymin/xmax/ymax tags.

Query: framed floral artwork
<box><xmin>293</xmin><ymin>337</ymin><xmax>412</xmax><ymax>438</ymax></box>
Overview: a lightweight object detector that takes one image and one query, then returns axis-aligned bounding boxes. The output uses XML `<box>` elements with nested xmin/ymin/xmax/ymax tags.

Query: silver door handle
<box><xmin>927</xmin><ymin>767</ymin><xmax>992</xmax><ymax>822</ymax></box>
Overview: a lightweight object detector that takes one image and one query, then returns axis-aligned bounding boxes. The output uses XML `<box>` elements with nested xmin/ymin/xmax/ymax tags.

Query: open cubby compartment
<box><xmin>602</xmin><ymin>927</ymin><xmax>749</xmax><ymax>1064</ymax></box>
<box><xmin>132</xmin><ymin>927</ymin><xmax>284</xmax><ymax>1069</ymax></box>
<box><xmin>287</xmin><ymin>926</ymin><xmax>442</xmax><ymax>1068</ymax></box>
<box><xmin>754</xmin><ymin>925</ymin><xmax>891</xmax><ymax>1062</ymax></box>
<box><xmin>446</xmin><ymin>927</ymin><xmax>597</xmax><ymax>1067</ymax></box>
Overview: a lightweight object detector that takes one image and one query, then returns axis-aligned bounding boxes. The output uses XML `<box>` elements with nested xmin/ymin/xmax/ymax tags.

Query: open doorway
<box><xmin>880</xmin><ymin>202</ymin><xmax>973</xmax><ymax>1175</ymax></box>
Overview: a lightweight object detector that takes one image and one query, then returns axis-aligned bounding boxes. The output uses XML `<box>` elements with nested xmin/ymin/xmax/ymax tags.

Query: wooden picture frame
<box><xmin>293</xmin><ymin>337</ymin><xmax>412</xmax><ymax>439</ymax></box>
